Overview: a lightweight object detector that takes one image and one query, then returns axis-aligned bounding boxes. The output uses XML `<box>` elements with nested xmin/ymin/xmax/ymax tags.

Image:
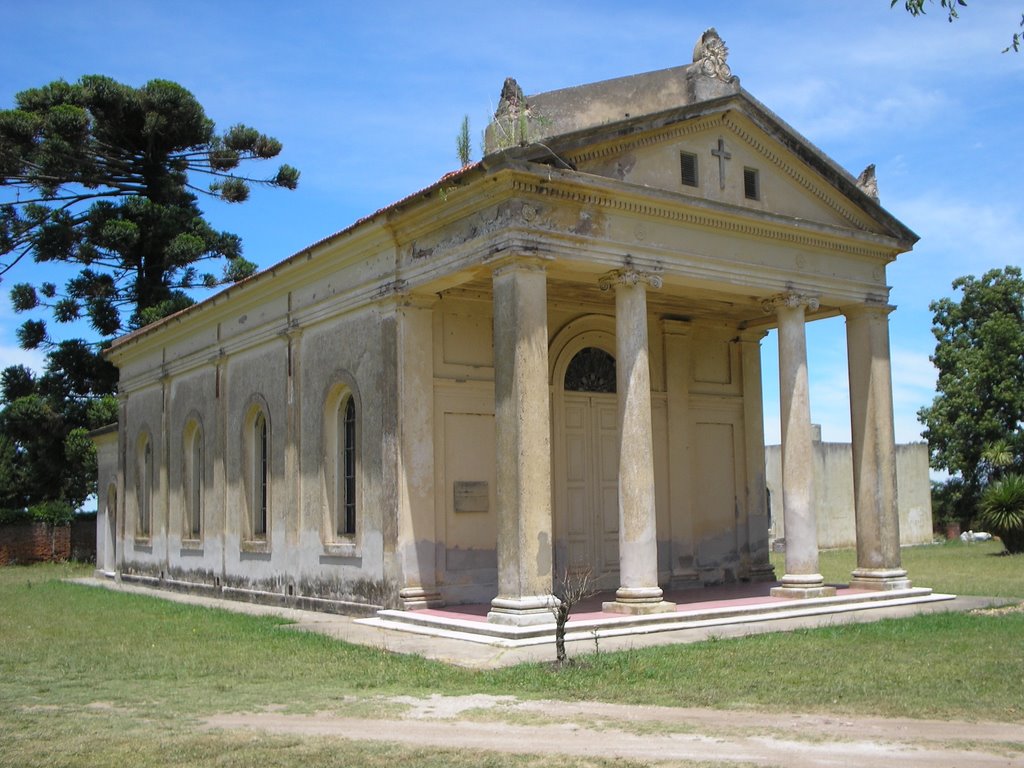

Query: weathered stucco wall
<box><xmin>766</xmin><ymin>440</ymin><xmax>933</xmax><ymax>549</ymax></box>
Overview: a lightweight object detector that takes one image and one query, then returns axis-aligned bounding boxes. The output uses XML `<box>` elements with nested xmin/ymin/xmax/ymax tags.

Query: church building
<box><xmin>94</xmin><ymin>30</ymin><xmax>918</xmax><ymax>627</ymax></box>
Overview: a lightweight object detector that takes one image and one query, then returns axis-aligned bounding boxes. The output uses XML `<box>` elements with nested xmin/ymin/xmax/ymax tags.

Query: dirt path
<box><xmin>205</xmin><ymin>694</ymin><xmax>1024</xmax><ymax>767</ymax></box>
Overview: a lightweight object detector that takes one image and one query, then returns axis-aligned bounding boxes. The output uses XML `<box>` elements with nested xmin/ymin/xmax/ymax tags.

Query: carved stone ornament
<box><xmin>856</xmin><ymin>163</ymin><xmax>880</xmax><ymax>202</ymax></box>
<box><xmin>692</xmin><ymin>28</ymin><xmax>732</xmax><ymax>81</ymax></box>
<box><xmin>598</xmin><ymin>268</ymin><xmax>663</xmax><ymax>291</ymax></box>
<box><xmin>761</xmin><ymin>292</ymin><xmax>820</xmax><ymax>314</ymax></box>
<box><xmin>495</xmin><ymin>76</ymin><xmax>526</xmax><ymax>118</ymax></box>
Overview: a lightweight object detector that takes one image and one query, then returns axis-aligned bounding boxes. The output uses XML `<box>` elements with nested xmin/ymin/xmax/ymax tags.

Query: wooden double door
<box><xmin>558</xmin><ymin>345</ymin><xmax>621</xmax><ymax>588</ymax></box>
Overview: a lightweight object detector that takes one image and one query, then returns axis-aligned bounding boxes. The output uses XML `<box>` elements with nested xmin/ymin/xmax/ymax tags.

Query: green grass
<box><xmin>1</xmin><ymin>553</ymin><xmax>1022</xmax><ymax>767</ymax></box>
<box><xmin>771</xmin><ymin>539</ymin><xmax>1024</xmax><ymax>597</ymax></box>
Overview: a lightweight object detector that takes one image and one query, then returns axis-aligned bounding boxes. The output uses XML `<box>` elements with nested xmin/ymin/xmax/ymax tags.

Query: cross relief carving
<box><xmin>711</xmin><ymin>137</ymin><xmax>731</xmax><ymax>190</ymax></box>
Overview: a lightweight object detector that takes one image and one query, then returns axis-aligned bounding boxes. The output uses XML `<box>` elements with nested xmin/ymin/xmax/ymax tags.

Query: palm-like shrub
<box><xmin>980</xmin><ymin>473</ymin><xmax>1024</xmax><ymax>554</ymax></box>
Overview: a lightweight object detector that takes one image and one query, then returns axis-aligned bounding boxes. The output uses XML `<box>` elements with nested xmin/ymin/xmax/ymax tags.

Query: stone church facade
<box><xmin>94</xmin><ymin>30</ymin><xmax>918</xmax><ymax>626</ymax></box>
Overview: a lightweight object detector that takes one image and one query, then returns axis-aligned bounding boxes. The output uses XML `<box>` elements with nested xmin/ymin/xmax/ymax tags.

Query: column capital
<box><xmin>489</xmin><ymin>254</ymin><xmax>550</xmax><ymax>278</ymax></box>
<box><xmin>761</xmin><ymin>291</ymin><xmax>819</xmax><ymax>314</ymax></box>
<box><xmin>737</xmin><ymin>327</ymin><xmax>768</xmax><ymax>343</ymax></box>
<box><xmin>843</xmin><ymin>302</ymin><xmax>895</xmax><ymax>319</ymax></box>
<box><xmin>598</xmin><ymin>268</ymin><xmax>663</xmax><ymax>292</ymax></box>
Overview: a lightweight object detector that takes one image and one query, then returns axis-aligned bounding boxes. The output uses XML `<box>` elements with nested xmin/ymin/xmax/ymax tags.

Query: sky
<box><xmin>2</xmin><ymin>0</ymin><xmax>1023</xmax><ymax>454</ymax></box>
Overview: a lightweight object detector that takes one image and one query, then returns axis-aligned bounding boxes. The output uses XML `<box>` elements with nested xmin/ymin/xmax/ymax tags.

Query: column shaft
<box><xmin>488</xmin><ymin>259</ymin><xmax>555</xmax><ymax>625</ymax></box>
<box><xmin>846</xmin><ymin>305</ymin><xmax>911</xmax><ymax>590</ymax></box>
<box><xmin>769</xmin><ymin>294</ymin><xmax>834</xmax><ymax>598</ymax></box>
<box><xmin>602</xmin><ymin>270</ymin><xmax>674</xmax><ymax>615</ymax></box>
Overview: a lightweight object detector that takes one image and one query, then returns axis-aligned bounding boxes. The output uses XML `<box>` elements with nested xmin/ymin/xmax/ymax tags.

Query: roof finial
<box><xmin>856</xmin><ymin>164</ymin><xmax>880</xmax><ymax>201</ymax></box>
<box><xmin>495</xmin><ymin>77</ymin><xmax>526</xmax><ymax>119</ymax></box>
<box><xmin>692</xmin><ymin>28</ymin><xmax>732</xmax><ymax>82</ymax></box>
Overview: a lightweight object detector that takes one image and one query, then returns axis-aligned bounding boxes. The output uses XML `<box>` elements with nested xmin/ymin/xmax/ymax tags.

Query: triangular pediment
<box><xmin>500</xmin><ymin>93</ymin><xmax>915</xmax><ymax>245</ymax></box>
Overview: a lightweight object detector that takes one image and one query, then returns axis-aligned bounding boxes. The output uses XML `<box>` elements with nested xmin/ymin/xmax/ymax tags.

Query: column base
<box><xmin>849</xmin><ymin>568</ymin><xmax>912</xmax><ymax>591</ymax></box>
<box><xmin>602</xmin><ymin>599</ymin><xmax>677</xmax><ymax>615</ymax></box>
<box><xmin>771</xmin><ymin>573</ymin><xmax>836</xmax><ymax>599</ymax></box>
<box><xmin>399</xmin><ymin>586</ymin><xmax>445</xmax><ymax>610</ymax></box>
<box><xmin>748</xmin><ymin>562</ymin><xmax>777</xmax><ymax>582</ymax></box>
<box><xmin>487</xmin><ymin>595</ymin><xmax>556</xmax><ymax>626</ymax></box>
<box><xmin>603</xmin><ymin>586</ymin><xmax>676</xmax><ymax>615</ymax></box>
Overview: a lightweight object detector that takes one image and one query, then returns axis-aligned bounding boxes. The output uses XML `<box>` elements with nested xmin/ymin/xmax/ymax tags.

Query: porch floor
<box><xmin>361</xmin><ymin>582</ymin><xmax>953</xmax><ymax>647</ymax></box>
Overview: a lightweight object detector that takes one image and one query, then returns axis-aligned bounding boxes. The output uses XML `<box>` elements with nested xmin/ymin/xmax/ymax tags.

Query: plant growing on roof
<box><xmin>456</xmin><ymin>114</ymin><xmax>472</xmax><ymax>167</ymax></box>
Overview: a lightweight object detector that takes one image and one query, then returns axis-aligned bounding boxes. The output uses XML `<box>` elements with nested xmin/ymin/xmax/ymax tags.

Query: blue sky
<box><xmin>2</xmin><ymin>1</ymin><xmax>1023</xmax><ymax>451</ymax></box>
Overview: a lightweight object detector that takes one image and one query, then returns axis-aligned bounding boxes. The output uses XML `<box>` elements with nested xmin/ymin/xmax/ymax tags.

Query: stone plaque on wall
<box><xmin>453</xmin><ymin>481</ymin><xmax>489</xmax><ymax>513</ymax></box>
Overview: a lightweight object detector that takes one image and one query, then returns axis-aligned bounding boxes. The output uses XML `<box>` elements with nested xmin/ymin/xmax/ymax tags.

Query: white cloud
<box><xmin>764</xmin><ymin>84</ymin><xmax>950</xmax><ymax>145</ymax></box>
<box><xmin>890</xmin><ymin>194</ymin><xmax>1024</xmax><ymax>274</ymax></box>
<box><xmin>0</xmin><ymin>342</ymin><xmax>44</xmax><ymax>376</ymax></box>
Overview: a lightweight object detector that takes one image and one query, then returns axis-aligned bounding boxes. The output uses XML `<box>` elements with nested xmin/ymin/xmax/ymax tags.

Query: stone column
<box><xmin>662</xmin><ymin>319</ymin><xmax>700</xmax><ymax>589</ymax></box>
<box><xmin>764</xmin><ymin>292</ymin><xmax>835</xmax><ymax>598</ymax></box>
<box><xmin>396</xmin><ymin>295</ymin><xmax>442</xmax><ymax>608</ymax></box>
<box><xmin>488</xmin><ymin>257</ymin><xmax>556</xmax><ymax>625</ymax></box>
<box><xmin>600</xmin><ymin>269</ymin><xmax>675</xmax><ymax>615</ymax></box>
<box><xmin>845</xmin><ymin>304</ymin><xmax>911</xmax><ymax>590</ymax></box>
<box><xmin>739</xmin><ymin>330</ymin><xmax>775</xmax><ymax>582</ymax></box>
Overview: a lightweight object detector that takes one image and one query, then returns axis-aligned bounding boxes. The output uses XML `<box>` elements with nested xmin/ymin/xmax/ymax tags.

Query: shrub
<box><xmin>29</xmin><ymin>500</ymin><xmax>74</xmax><ymax>526</ymax></box>
<box><xmin>980</xmin><ymin>473</ymin><xmax>1024</xmax><ymax>554</ymax></box>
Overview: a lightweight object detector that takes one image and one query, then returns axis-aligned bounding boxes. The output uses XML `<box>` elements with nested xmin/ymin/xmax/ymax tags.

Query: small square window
<box><xmin>680</xmin><ymin>151</ymin><xmax>698</xmax><ymax>187</ymax></box>
<box><xmin>744</xmin><ymin>167</ymin><xmax>760</xmax><ymax>200</ymax></box>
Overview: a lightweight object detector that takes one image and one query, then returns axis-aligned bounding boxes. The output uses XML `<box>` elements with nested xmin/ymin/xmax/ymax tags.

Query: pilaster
<box><xmin>283</xmin><ymin>322</ymin><xmax>303</xmax><ymax>552</ymax></box>
<box><xmin>739</xmin><ymin>329</ymin><xmax>775</xmax><ymax>582</ymax></box>
<box><xmin>395</xmin><ymin>294</ymin><xmax>443</xmax><ymax>609</ymax></box>
<box><xmin>662</xmin><ymin>319</ymin><xmax>700</xmax><ymax>589</ymax></box>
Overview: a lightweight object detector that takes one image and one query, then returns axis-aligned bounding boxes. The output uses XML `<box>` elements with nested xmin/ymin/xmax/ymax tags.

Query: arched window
<box><xmin>564</xmin><ymin>347</ymin><xmax>617</xmax><ymax>393</ymax></box>
<box><xmin>252</xmin><ymin>411</ymin><xmax>268</xmax><ymax>539</ymax></box>
<box><xmin>336</xmin><ymin>395</ymin><xmax>357</xmax><ymax>537</ymax></box>
<box><xmin>184</xmin><ymin>423</ymin><xmax>203</xmax><ymax>540</ymax></box>
<box><xmin>137</xmin><ymin>434</ymin><xmax>153</xmax><ymax>538</ymax></box>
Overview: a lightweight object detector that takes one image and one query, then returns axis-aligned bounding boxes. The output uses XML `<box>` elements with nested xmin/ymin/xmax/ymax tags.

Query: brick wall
<box><xmin>0</xmin><ymin>522</ymin><xmax>72</xmax><ymax>565</ymax></box>
<box><xmin>70</xmin><ymin>517</ymin><xmax>97</xmax><ymax>562</ymax></box>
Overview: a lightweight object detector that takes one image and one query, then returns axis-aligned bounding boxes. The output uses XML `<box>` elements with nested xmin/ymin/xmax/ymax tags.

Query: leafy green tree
<box><xmin>0</xmin><ymin>352</ymin><xmax>117</xmax><ymax>513</ymax></box>
<box><xmin>0</xmin><ymin>75</ymin><xmax>297</xmax><ymax>515</ymax></box>
<box><xmin>918</xmin><ymin>267</ymin><xmax>1024</xmax><ymax>511</ymax></box>
<box><xmin>0</xmin><ymin>75</ymin><xmax>299</xmax><ymax>345</ymax></box>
